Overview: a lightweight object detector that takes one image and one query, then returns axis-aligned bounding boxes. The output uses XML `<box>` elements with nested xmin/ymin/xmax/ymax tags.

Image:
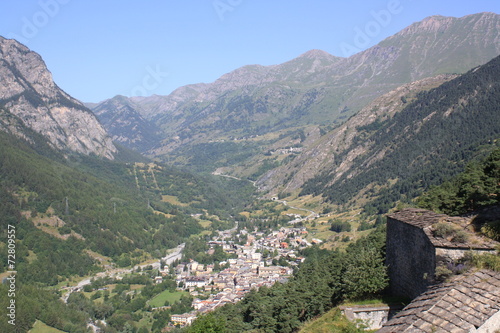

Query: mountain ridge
<box><xmin>0</xmin><ymin>36</ymin><xmax>117</xmax><ymax>159</ymax></box>
<box><xmin>90</xmin><ymin>12</ymin><xmax>500</xmax><ymax>171</ymax></box>
<box><xmin>256</xmin><ymin>73</ymin><xmax>459</xmax><ymax>196</ymax></box>
<box><xmin>292</xmin><ymin>54</ymin><xmax>500</xmax><ymax>212</ymax></box>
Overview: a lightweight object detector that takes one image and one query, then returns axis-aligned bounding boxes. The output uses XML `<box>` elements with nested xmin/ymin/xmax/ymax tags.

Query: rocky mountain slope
<box><xmin>0</xmin><ymin>36</ymin><xmax>117</xmax><ymax>159</ymax></box>
<box><xmin>91</xmin><ymin>95</ymin><xmax>163</xmax><ymax>152</ymax></box>
<box><xmin>270</xmin><ymin>54</ymin><xmax>500</xmax><ymax>213</ymax></box>
<box><xmin>91</xmin><ymin>13</ymin><xmax>500</xmax><ymax>170</ymax></box>
<box><xmin>256</xmin><ymin>74</ymin><xmax>459</xmax><ymax>195</ymax></box>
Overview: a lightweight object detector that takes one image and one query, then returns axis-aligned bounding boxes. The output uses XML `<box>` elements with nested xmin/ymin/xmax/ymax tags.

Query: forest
<box><xmin>300</xmin><ymin>55</ymin><xmax>500</xmax><ymax>214</ymax></box>
<box><xmin>0</xmin><ymin>126</ymin><xmax>255</xmax><ymax>286</ymax></box>
<box><xmin>418</xmin><ymin>148</ymin><xmax>500</xmax><ymax>216</ymax></box>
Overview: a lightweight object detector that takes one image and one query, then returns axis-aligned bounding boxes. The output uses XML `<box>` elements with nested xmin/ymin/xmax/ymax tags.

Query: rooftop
<box><xmin>387</xmin><ymin>208</ymin><xmax>498</xmax><ymax>250</ymax></box>
<box><xmin>378</xmin><ymin>269</ymin><xmax>500</xmax><ymax>332</ymax></box>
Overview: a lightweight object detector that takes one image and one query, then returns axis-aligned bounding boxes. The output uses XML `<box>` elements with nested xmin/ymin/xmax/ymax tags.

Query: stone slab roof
<box><xmin>378</xmin><ymin>269</ymin><xmax>500</xmax><ymax>333</ymax></box>
<box><xmin>387</xmin><ymin>208</ymin><xmax>448</xmax><ymax>229</ymax></box>
<box><xmin>387</xmin><ymin>208</ymin><xmax>498</xmax><ymax>250</ymax></box>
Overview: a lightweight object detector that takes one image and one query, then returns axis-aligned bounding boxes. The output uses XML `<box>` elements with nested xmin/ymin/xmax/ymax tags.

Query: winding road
<box><xmin>277</xmin><ymin>200</ymin><xmax>319</xmax><ymax>223</ymax></box>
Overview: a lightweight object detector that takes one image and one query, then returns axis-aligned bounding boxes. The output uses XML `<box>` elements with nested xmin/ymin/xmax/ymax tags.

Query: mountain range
<box><xmin>90</xmin><ymin>12</ymin><xmax>500</xmax><ymax>177</ymax></box>
<box><xmin>0</xmin><ymin>12</ymin><xmax>499</xmax><ymax>214</ymax></box>
<box><xmin>1</xmin><ymin>10</ymin><xmax>500</xmax><ymax>333</ymax></box>
<box><xmin>283</xmin><ymin>54</ymin><xmax>500</xmax><ymax>213</ymax></box>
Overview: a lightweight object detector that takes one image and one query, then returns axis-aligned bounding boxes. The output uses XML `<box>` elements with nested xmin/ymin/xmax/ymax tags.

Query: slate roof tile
<box><xmin>378</xmin><ymin>269</ymin><xmax>500</xmax><ymax>332</ymax></box>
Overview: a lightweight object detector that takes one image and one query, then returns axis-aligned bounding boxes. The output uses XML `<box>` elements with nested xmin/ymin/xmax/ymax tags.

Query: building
<box><xmin>378</xmin><ymin>269</ymin><xmax>500</xmax><ymax>332</ymax></box>
<box><xmin>379</xmin><ymin>207</ymin><xmax>500</xmax><ymax>332</ymax></box>
<box><xmin>184</xmin><ymin>277</ymin><xmax>207</xmax><ymax>289</ymax></box>
<box><xmin>257</xmin><ymin>266</ymin><xmax>290</xmax><ymax>278</ymax></box>
<box><xmin>385</xmin><ymin>208</ymin><xmax>497</xmax><ymax>299</ymax></box>
<box><xmin>171</xmin><ymin>313</ymin><xmax>197</xmax><ymax>326</ymax></box>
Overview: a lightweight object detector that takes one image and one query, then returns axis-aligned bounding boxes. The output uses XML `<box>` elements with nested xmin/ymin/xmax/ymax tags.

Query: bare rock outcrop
<box><xmin>0</xmin><ymin>36</ymin><xmax>117</xmax><ymax>159</ymax></box>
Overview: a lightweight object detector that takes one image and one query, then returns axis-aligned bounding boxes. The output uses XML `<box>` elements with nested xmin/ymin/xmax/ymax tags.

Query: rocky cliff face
<box><xmin>0</xmin><ymin>36</ymin><xmax>117</xmax><ymax>159</ymax></box>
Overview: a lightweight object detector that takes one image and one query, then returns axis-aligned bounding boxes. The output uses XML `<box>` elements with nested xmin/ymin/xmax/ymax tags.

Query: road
<box><xmin>212</xmin><ymin>172</ymin><xmax>258</xmax><ymax>188</ymax></box>
<box><xmin>160</xmin><ymin>243</ymin><xmax>185</xmax><ymax>267</ymax></box>
<box><xmin>61</xmin><ymin>243</ymin><xmax>185</xmax><ymax>302</ymax></box>
<box><xmin>277</xmin><ymin>200</ymin><xmax>319</xmax><ymax>224</ymax></box>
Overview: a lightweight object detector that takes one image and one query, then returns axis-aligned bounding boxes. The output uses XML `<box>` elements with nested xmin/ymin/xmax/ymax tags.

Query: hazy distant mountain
<box><xmin>0</xmin><ymin>36</ymin><xmax>117</xmax><ymax>159</ymax></box>
<box><xmin>91</xmin><ymin>95</ymin><xmax>163</xmax><ymax>152</ymax></box>
<box><xmin>91</xmin><ymin>12</ymin><xmax>500</xmax><ymax>169</ymax></box>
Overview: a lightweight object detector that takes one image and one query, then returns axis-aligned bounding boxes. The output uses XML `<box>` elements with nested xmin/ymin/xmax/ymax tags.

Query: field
<box><xmin>161</xmin><ymin>195</ymin><xmax>188</xmax><ymax>206</ymax></box>
<box><xmin>29</xmin><ymin>320</ymin><xmax>65</xmax><ymax>333</ymax></box>
<box><xmin>148</xmin><ymin>290</ymin><xmax>187</xmax><ymax>308</ymax></box>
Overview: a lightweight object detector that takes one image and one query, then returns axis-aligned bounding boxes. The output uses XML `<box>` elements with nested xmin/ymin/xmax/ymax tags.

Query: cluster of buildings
<box><xmin>165</xmin><ymin>226</ymin><xmax>314</xmax><ymax>326</ymax></box>
<box><xmin>268</xmin><ymin>146</ymin><xmax>304</xmax><ymax>155</ymax></box>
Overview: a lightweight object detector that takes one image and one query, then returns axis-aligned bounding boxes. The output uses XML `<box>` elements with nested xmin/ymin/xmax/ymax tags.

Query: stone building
<box><xmin>379</xmin><ymin>207</ymin><xmax>500</xmax><ymax>332</ymax></box>
<box><xmin>385</xmin><ymin>208</ymin><xmax>497</xmax><ymax>299</ymax></box>
<box><xmin>378</xmin><ymin>269</ymin><xmax>500</xmax><ymax>332</ymax></box>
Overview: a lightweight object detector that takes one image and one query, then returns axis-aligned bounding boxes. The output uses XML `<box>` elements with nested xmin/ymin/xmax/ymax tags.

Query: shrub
<box><xmin>59</xmin><ymin>225</ymin><xmax>72</xmax><ymax>235</ymax></box>
<box><xmin>471</xmin><ymin>253</ymin><xmax>500</xmax><ymax>271</ymax></box>
<box><xmin>481</xmin><ymin>220</ymin><xmax>500</xmax><ymax>241</ymax></box>
<box><xmin>452</xmin><ymin>230</ymin><xmax>469</xmax><ymax>243</ymax></box>
<box><xmin>331</xmin><ymin>220</ymin><xmax>352</xmax><ymax>233</ymax></box>
<box><xmin>435</xmin><ymin>265</ymin><xmax>453</xmax><ymax>281</ymax></box>
<box><xmin>357</xmin><ymin>221</ymin><xmax>373</xmax><ymax>231</ymax></box>
<box><xmin>433</xmin><ymin>223</ymin><xmax>456</xmax><ymax>238</ymax></box>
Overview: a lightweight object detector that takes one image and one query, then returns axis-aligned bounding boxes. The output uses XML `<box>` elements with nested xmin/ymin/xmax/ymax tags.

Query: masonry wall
<box><xmin>341</xmin><ymin>305</ymin><xmax>391</xmax><ymax>330</ymax></box>
<box><xmin>435</xmin><ymin>247</ymin><xmax>495</xmax><ymax>262</ymax></box>
<box><xmin>386</xmin><ymin>217</ymin><xmax>436</xmax><ymax>299</ymax></box>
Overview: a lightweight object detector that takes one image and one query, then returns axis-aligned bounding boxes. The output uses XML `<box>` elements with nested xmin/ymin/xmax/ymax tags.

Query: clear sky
<box><xmin>0</xmin><ymin>0</ymin><xmax>499</xmax><ymax>103</ymax></box>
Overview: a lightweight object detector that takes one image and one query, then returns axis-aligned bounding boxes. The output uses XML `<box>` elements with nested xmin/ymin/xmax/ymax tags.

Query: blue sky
<box><xmin>0</xmin><ymin>1</ymin><xmax>499</xmax><ymax>102</ymax></box>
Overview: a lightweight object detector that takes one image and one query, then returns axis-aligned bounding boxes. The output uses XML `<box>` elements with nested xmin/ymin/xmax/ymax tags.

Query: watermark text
<box><xmin>213</xmin><ymin>0</ymin><xmax>243</xmax><ymax>22</ymax></box>
<box><xmin>5</xmin><ymin>224</ymin><xmax>17</xmax><ymax>326</ymax></box>
<box><xmin>339</xmin><ymin>0</ymin><xmax>403</xmax><ymax>57</ymax></box>
<box><xmin>8</xmin><ymin>0</ymin><xmax>71</xmax><ymax>43</ymax></box>
<box><xmin>130</xmin><ymin>65</ymin><xmax>169</xmax><ymax>97</ymax></box>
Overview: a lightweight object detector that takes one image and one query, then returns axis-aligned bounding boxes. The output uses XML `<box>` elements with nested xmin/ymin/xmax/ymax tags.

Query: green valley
<box><xmin>0</xmin><ymin>9</ymin><xmax>499</xmax><ymax>333</ymax></box>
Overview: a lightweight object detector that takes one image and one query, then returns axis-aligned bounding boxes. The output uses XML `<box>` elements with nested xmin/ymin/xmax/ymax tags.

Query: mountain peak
<box><xmin>90</xmin><ymin>11</ymin><xmax>500</xmax><ymax>167</ymax></box>
<box><xmin>396</xmin><ymin>12</ymin><xmax>499</xmax><ymax>36</ymax></box>
<box><xmin>0</xmin><ymin>37</ymin><xmax>117</xmax><ymax>158</ymax></box>
<box><xmin>299</xmin><ymin>49</ymin><xmax>336</xmax><ymax>59</ymax></box>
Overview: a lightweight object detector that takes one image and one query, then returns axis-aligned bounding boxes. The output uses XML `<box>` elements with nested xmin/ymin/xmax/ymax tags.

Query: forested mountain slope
<box><xmin>0</xmin><ymin>124</ymin><xmax>255</xmax><ymax>286</ymax></box>
<box><xmin>257</xmin><ymin>74</ymin><xmax>457</xmax><ymax>195</ymax></box>
<box><xmin>418</xmin><ymin>148</ymin><xmax>500</xmax><ymax>217</ymax></box>
<box><xmin>282</xmin><ymin>54</ymin><xmax>500</xmax><ymax>213</ymax></box>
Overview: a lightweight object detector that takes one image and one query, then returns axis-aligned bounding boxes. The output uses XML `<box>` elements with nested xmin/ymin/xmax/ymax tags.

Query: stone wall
<box><xmin>386</xmin><ymin>216</ymin><xmax>436</xmax><ymax>299</ymax></box>
<box><xmin>435</xmin><ymin>247</ymin><xmax>494</xmax><ymax>262</ymax></box>
<box><xmin>340</xmin><ymin>304</ymin><xmax>403</xmax><ymax>330</ymax></box>
<box><xmin>477</xmin><ymin>309</ymin><xmax>500</xmax><ymax>333</ymax></box>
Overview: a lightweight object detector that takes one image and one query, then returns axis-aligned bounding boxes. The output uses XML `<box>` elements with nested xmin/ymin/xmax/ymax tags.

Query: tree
<box><xmin>330</xmin><ymin>220</ymin><xmax>351</xmax><ymax>233</ymax></box>
<box><xmin>342</xmin><ymin>248</ymin><xmax>388</xmax><ymax>300</ymax></box>
<box><xmin>188</xmin><ymin>312</ymin><xmax>227</xmax><ymax>333</ymax></box>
